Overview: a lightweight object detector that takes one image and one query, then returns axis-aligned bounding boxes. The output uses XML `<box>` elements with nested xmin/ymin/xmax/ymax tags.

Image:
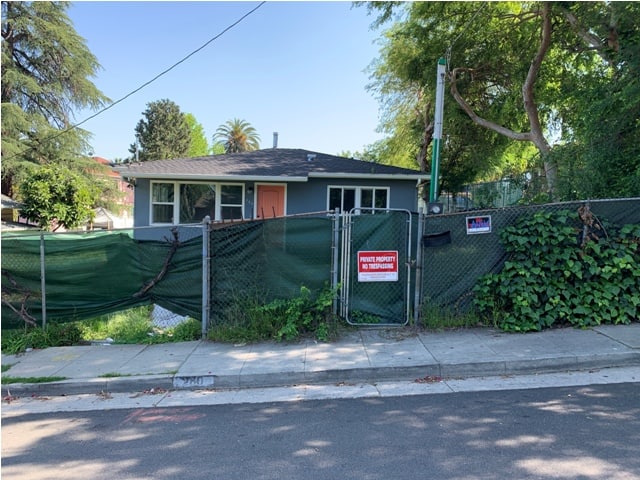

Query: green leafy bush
<box><xmin>208</xmin><ymin>284</ymin><xmax>339</xmax><ymax>343</ymax></box>
<box><xmin>2</xmin><ymin>323</ymin><xmax>83</xmax><ymax>354</ymax></box>
<box><xmin>474</xmin><ymin>209</ymin><xmax>640</xmax><ymax>331</ymax></box>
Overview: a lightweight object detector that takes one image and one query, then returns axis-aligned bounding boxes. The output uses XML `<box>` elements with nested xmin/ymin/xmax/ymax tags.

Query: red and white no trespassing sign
<box><xmin>357</xmin><ymin>250</ymin><xmax>399</xmax><ymax>282</ymax></box>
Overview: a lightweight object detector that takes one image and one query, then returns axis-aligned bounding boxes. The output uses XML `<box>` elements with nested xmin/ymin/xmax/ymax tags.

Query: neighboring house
<box><xmin>1</xmin><ymin>194</ymin><xmax>38</xmax><ymax>231</ymax></box>
<box><xmin>1</xmin><ymin>194</ymin><xmax>22</xmax><ymax>223</ymax></box>
<box><xmin>91</xmin><ymin>157</ymin><xmax>134</xmax><ymax>229</ymax></box>
<box><xmin>116</xmin><ymin>149</ymin><xmax>429</xmax><ymax>231</ymax></box>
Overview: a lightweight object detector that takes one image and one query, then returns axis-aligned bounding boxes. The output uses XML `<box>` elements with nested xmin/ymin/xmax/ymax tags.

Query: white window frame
<box><xmin>326</xmin><ymin>185</ymin><xmax>390</xmax><ymax>214</ymax></box>
<box><xmin>150</xmin><ymin>181</ymin><xmax>245</xmax><ymax>225</ymax></box>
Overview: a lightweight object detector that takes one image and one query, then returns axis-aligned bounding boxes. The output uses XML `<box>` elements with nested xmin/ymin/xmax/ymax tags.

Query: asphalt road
<box><xmin>3</xmin><ymin>382</ymin><xmax>639</xmax><ymax>480</ymax></box>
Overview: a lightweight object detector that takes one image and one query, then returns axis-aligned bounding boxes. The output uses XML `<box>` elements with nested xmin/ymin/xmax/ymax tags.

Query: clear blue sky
<box><xmin>67</xmin><ymin>1</ymin><xmax>385</xmax><ymax>161</ymax></box>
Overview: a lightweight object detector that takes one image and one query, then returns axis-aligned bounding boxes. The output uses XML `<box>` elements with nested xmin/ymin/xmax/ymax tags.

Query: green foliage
<box><xmin>2</xmin><ymin>375</ymin><xmax>67</xmax><ymax>385</ymax></box>
<box><xmin>420</xmin><ymin>302</ymin><xmax>486</xmax><ymax>330</ymax></box>
<box><xmin>1</xmin><ymin>1</ymin><xmax>109</xmax><ymax>196</ymax></box>
<box><xmin>167</xmin><ymin>318</ymin><xmax>202</xmax><ymax>342</ymax></box>
<box><xmin>130</xmin><ymin>99</ymin><xmax>192</xmax><ymax>161</ymax></box>
<box><xmin>348</xmin><ymin>310</ymin><xmax>383</xmax><ymax>324</ymax></box>
<box><xmin>1</xmin><ymin>323</ymin><xmax>83</xmax><ymax>355</ymax></box>
<box><xmin>213</xmin><ymin>118</ymin><xmax>261</xmax><ymax>153</ymax></box>
<box><xmin>208</xmin><ymin>284</ymin><xmax>339</xmax><ymax>343</ymax></box>
<box><xmin>78</xmin><ymin>306</ymin><xmax>153</xmax><ymax>342</ymax></box>
<box><xmin>361</xmin><ymin>1</ymin><xmax>640</xmax><ymax>199</ymax></box>
<box><xmin>1</xmin><ymin>307</ymin><xmax>202</xmax><ymax>354</ymax></box>
<box><xmin>473</xmin><ymin>209</ymin><xmax>640</xmax><ymax>331</ymax></box>
<box><xmin>19</xmin><ymin>163</ymin><xmax>98</xmax><ymax>230</ymax></box>
<box><xmin>184</xmin><ymin>113</ymin><xmax>210</xmax><ymax>157</ymax></box>
<box><xmin>80</xmin><ymin>306</ymin><xmax>201</xmax><ymax>344</ymax></box>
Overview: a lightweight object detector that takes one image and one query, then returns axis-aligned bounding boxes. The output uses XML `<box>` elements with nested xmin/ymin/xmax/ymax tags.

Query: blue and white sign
<box><xmin>466</xmin><ymin>215</ymin><xmax>492</xmax><ymax>234</ymax></box>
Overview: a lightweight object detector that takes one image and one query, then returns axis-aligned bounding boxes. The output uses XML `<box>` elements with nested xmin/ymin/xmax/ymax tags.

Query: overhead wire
<box><xmin>444</xmin><ymin>2</ymin><xmax>487</xmax><ymax>72</ymax></box>
<box><xmin>4</xmin><ymin>1</ymin><xmax>267</xmax><ymax>162</ymax></box>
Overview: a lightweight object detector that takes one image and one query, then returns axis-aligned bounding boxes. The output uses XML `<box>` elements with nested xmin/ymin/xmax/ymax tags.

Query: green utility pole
<box><xmin>429</xmin><ymin>57</ymin><xmax>447</xmax><ymax>203</ymax></box>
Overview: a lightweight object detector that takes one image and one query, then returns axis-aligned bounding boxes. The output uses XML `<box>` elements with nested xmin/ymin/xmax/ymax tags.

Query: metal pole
<box><xmin>40</xmin><ymin>233</ymin><xmax>47</xmax><ymax>328</ymax></box>
<box><xmin>404</xmin><ymin>211</ymin><xmax>412</xmax><ymax>326</ymax></box>
<box><xmin>413</xmin><ymin>208</ymin><xmax>424</xmax><ymax>326</ymax></box>
<box><xmin>331</xmin><ymin>208</ymin><xmax>340</xmax><ymax>316</ymax></box>
<box><xmin>201</xmin><ymin>216</ymin><xmax>211</xmax><ymax>339</ymax></box>
<box><xmin>429</xmin><ymin>57</ymin><xmax>447</xmax><ymax>202</ymax></box>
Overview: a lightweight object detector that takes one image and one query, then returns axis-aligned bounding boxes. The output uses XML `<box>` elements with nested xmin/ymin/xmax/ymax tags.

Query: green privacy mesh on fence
<box><xmin>208</xmin><ymin>213</ymin><xmax>335</xmax><ymax>324</ymax></box>
<box><xmin>420</xmin><ymin>198</ymin><xmax>640</xmax><ymax>314</ymax></box>
<box><xmin>1</xmin><ymin>226</ymin><xmax>203</xmax><ymax>329</ymax></box>
<box><xmin>3</xmin><ymin>198</ymin><xmax>638</xmax><ymax>332</ymax></box>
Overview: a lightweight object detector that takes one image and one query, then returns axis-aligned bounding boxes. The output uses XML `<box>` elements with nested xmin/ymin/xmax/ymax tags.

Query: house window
<box><xmin>151</xmin><ymin>183</ymin><xmax>175</xmax><ymax>224</ymax></box>
<box><xmin>328</xmin><ymin>186</ymin><xmax>389</xmax><ymax>213</ymax></box>
<box><xmin>180</xmin><ymin>184</ymin><xmax>215</xmax><ymax>223</ymax></box>
<box><xmin>151</xmin><ymin>182</ymin><xmax>244</xmax><ymax>224</ymax></box>
<box><xmin>220</xmin><ymin>185</ymin><xmax>243</xmax><ymax>220</ymax></box>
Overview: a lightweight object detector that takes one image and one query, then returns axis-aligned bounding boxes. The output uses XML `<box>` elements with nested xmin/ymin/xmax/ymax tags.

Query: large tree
<box><xmin>129</xmin><ymin>99</ymin><xmax>191</xmax><ymax>161</ymax></box>
<box><xmin>184</xmin><ymin>113</ymin><xmax>209</xmax><ymax>157</ymax></box>
<box><xmin>1</xmin><ymin>1</ymin><xmax>110</xmax><ymax>197</ymax></box>
<box><xmin>360</xmin><ymin>1</ymin><xmax>640</xmax><ymax>200</ymax></box>
<box><xmin>213</xmin><ymin>118</ymin><xmax>260</xmax><ymax>153</ymax></box>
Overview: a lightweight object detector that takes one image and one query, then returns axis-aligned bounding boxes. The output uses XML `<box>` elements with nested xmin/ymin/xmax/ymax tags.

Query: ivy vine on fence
<box><xmin>473</xmin><ymin>207</ymin><xmax>640</xmax><ymax>332</ymax></box>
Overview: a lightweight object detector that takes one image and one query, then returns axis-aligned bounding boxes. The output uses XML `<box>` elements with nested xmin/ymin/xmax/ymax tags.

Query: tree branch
<box><xmin>1</xmin><ymin>269</ymin><xmax>38</xmax><ymax>327</ymax></box>
<box><xmin>449</xmin><ymin>67</ymin><xmax>532</xmax><ymax>142</ymax></box>
<box><xmin>133</xmin><ymin>228</ymin><xmax>181</xmax><ymax>298</ymax></box>
<box><xmin>522</xmin><ymin>2</ymin><xmax>552</xmax><ymax>154</ymax></box>
<box><xmin>559</xmin><ymin>6</ymin><xmax>615</xmax><ymax>66</ymax></box>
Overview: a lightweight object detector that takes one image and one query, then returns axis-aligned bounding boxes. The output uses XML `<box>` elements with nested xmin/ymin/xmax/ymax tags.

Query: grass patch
<box><xmin>99</xmin><ymin>372</ymin><xmax>131</xmax><ymax>378</ymax></box>
<box><xmin>1</xmin><ymin>376</ymin><xmax>67</xmax><ymax>385</ymax></box>
<box><xmin>1</xmin><ymin>323</ymin><xmax>82</xmax><ymax>355</ymax></box>
<box><xmin>80</xmin><ymin>306</ymin><xmax>202</xmax><ymax>344</ymax></box>
<box><xmin>420</xmin><ymin>302</ymin><xmax>487</xmax><ymax>330</ymax></box>
<box><xmin>79</xmin><ymin>306</ymin><xmax>157</xmax><ymax>344</ymax></box>
<box><xmin>2</xmin><ymin>306</ymin><xmax>202</xmax><ymax>354</ymax></box>
<box><xmin>2</xmin><ymin>364</ymin><xmax>14</xmax><ymax>373</ymax></box>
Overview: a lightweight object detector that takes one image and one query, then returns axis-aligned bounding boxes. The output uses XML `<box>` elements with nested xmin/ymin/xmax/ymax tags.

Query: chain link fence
<box><xmin>340</xmin><ymin>209</ymin><xmax>415</xmax><ymax>325</ymax></box>
<box><xmin>1</xmin><ymin>224</ymin><xmax>204</xmax><ymax>330</ymax></box>
<box><xmin>419</xmin><ymin>198</ymin><xmax>640</xmax><ymax>317</ymax></box>
<box><xmin>3</xmin><ymin>198</ymin><xmax>638</xmax><ymax>334</ymax></box>
<box><xmin>208</xmin><ymin>212</ymin><xmax>336</xmax><ymax>326</ymax></box>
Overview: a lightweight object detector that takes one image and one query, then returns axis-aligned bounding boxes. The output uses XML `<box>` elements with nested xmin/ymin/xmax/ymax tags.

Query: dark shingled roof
<box><xmin>116</xmin><ymin>149</ymin><xmax>428</xmax><ymax>182</ymax></box>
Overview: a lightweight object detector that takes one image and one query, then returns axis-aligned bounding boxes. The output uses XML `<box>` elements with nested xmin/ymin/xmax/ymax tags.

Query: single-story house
<box><xmin>116</xmin><ymin>148</ymin><xmax>429</xmax><ymax>230</ymax></box>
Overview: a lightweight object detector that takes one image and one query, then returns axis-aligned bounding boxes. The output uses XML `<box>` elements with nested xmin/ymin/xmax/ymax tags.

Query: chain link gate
<box><xmin>339</xmin><ymin>208</ymin><xmax>414</xmax><ymax>326</ymax></box>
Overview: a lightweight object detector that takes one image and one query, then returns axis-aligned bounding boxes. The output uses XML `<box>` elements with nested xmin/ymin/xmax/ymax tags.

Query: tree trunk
<box><xmin>448</xmin><ymin>2</ymin><xmax>557</xmax><ymax>199</ymax></box>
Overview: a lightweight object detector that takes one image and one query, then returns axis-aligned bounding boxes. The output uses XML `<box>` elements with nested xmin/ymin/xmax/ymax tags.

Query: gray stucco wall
<box><xmin>132</xmin><ymin>177</ymin><xmax>419</xmax><ymax>232</ymax></box>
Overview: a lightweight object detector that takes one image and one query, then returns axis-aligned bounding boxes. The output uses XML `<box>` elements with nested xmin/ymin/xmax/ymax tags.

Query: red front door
<box><xmin>256</xmin><ymin>185</ymin><xmax>285</xmax><ymax>219</ymax></box>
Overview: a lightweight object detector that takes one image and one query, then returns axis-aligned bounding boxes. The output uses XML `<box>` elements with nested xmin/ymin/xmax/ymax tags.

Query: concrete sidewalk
<box><xmin>2</xmin><ymin>324</ymin><xmax>640</xmax><ymax>397</ymax></box>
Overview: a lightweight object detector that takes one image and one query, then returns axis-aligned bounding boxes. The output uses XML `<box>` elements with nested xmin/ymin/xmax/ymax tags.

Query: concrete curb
<box><xmin>5</xmin><ymin>352</ymin><xmax>639</xmax><ymax>397</ymax></box>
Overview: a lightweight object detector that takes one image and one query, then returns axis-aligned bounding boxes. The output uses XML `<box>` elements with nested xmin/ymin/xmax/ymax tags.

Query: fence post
<box><xmin>40</xmin><ymin>233</ymin><xmax>47</xmax><ymax>329</ymax></box>
<box><xmin>331</xmin><ymin>208</ymin><xmax>340</xmax><ymax>315</ymax></box>
<box><xmin>413</xmin><ymin>208</ymin><xmax>424</xmax><ymax>326</ymax></box>
<box><xmin>201</xmin><ymin>216</ymin><xmax>211</xmax><ymax>339</ymax></box>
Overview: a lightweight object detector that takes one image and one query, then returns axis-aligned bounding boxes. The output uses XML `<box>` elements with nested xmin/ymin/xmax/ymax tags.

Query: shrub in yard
<box><xmin>473</xmin><ymin>209</ymin><xmax>640</xmax><ymax>332</ymax></box>
<box><xmin>168</xmin><ymin>318</ymin><xmax>202</xmax><ymax>341</ymax></box>
<box><xmin>1</xmin><ymin>322</ymin><xmax>82</xmax><ymax>354</ymax></box>
<box><xmin>208</xmin><ymin>284</ymin><xmax>339</xmax><ymax>343</ymax></box>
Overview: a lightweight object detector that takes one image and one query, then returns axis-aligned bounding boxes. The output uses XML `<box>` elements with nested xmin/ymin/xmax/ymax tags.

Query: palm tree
<box><xmin>213</xmin><ymin>119</ymin><xmax>261</xmax><ymax>153</ymax></box>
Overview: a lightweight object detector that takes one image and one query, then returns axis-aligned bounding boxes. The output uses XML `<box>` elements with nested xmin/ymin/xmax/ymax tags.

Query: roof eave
<box><xmin>309</xmin><ymin>172</ymin><xmax>429</xmax><ymax>181</ymax></box>
<box><xmin>117</xmin><ymin>172</ymin><xmax>309</xmax><ymax>182</ymax></box>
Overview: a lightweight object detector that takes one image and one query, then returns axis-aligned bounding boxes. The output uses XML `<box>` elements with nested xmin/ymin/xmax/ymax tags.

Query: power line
<box><xmin>5</xmin><ymin>1</ymin><xmax>267</xmax><ymax>162</ymax></box>
<box><xmin>444</xmin><ymin>3</ymin><xmax>487</xmax><ymax>71</ymax></box>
